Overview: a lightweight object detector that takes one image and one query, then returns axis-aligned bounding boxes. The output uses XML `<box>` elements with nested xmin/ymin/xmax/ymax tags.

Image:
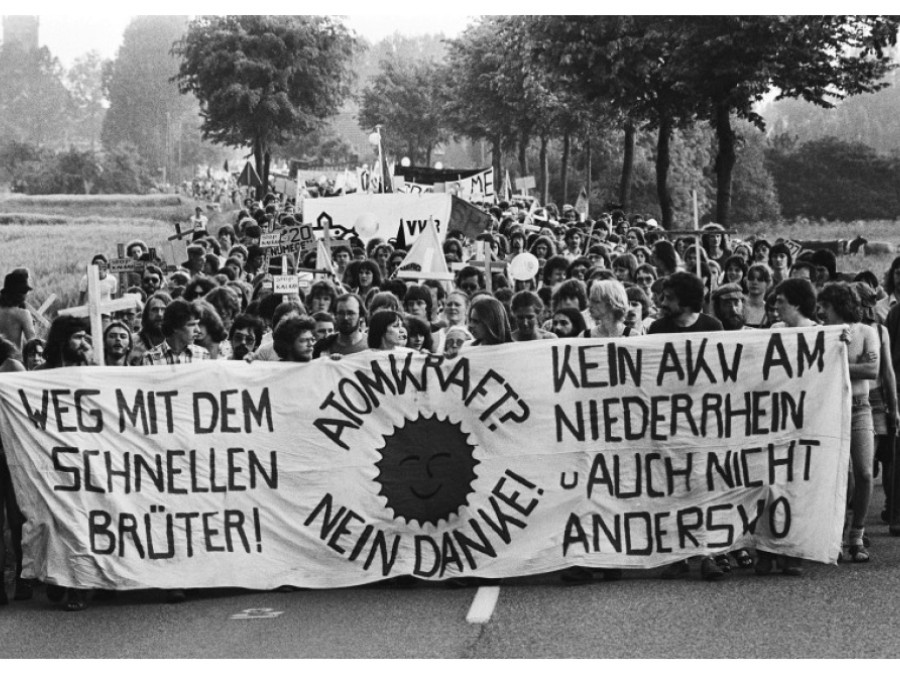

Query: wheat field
<box><xmin>0</xmin><ymin>195</ymin><xmax>229</xmax><ymax>315</ymax></box>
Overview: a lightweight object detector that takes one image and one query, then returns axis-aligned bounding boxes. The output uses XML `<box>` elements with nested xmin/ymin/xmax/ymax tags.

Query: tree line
<box><xmin>2</xmin><ymin>15</ymin><xmax>900</xmax><ymax>225</ymax></box>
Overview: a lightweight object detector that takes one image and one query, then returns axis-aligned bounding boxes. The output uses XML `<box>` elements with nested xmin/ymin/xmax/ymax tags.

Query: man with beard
<box><xmin>313</xmin><ymin>293</ymin><xmax>368</xmax><ymax>358</ymax></box>
<box><xmin>128</xmin><ymin>292</ymin><xmax>172</xmax><ymax>365</ymax></box>
<box><xmin>229</xmin><ymin>314</ymin><xmax>265</xmax><ymax>360</ymax></box>
<box><xmin>648</xmin><ymin>271</ymin><xmax>723</xmax><ymax>335</ymax></box>
<box><xmin>711</xmin><ymin>283</ymin><xmax>751</xmax><ymax>331</ymax></box>
<box><xmin>40</xmin><ymin>316</ymin><xmax>94</xmax><ymax>369</ymax></box>
<box><xmin>35</xmin><ymin>316</ymin><xmax>94</xmax><ymax>610</ymax></box>
<box><xmin>140</xmin><ymin>264</ymin><xmax>166</xmax><ymax>298</ymax></box>
<box><xmin>273</xmin><ymin>316</ymin><xmax>317</xmax><ymax>362</ymax></box>
<box><xmin>648</xmin><ymin>272</ymin><xmax>725</xmax><ymax>582</ymax></box>
<box><xmin>103</xmin><ymin>321</ymin><xmax>133</xmax><ymax>366</ymax></box>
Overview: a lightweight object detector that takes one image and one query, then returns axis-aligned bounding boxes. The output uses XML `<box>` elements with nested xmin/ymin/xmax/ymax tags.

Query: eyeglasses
<box><xmin>295</xmin><ymin>337</ymin><xmax>316</xmax><ymax>345</ymax></box>
<box><xmin>335</xmin><ymin>311</ymin><xmax>358</xmax><ymax>318</ymax></box>
<box><xmin>459</xmin><ymin>284</ymin><xmax>479</xmax><ymax>292</ymax></box>
<box><xmin>232</xmin><ymin>334</ymin><xmax>256</xmax><ymax>344</ymax></box>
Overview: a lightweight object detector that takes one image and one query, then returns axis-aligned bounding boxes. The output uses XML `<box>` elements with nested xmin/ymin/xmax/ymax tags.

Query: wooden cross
<box><xmin>168</xmin><ymin>222</ymin><xmax>191</xmax><ymax>241</ymax></box>
<box><xmin>451</xmin><ymin>241</ymin><xmax>507</xmax><ymax>293</ymax></box>
<box><xmin>26</xmin><ymin>294</ymin><xmax>57</xmax><ymax>331</ymax></box>
<box><xmin>57</xmin><ymin>265</ymin><xmax>143</xmax><ymax>365</ymax></box>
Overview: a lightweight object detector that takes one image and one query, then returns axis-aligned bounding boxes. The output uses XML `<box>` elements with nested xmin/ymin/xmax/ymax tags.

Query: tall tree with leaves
<box><xmin>358</xmin><ymin>57</ymin><xmax>448</xmax><ymax>165</ymax></box>
<box><xmin>0</xmin><ymin>42</ymin><xmax>71</xmax><ymax>147</ymax></box>
<box><xmin>173</xmin><ymin>15</ymin><xmax>358</xmax><ymax>199</ymax></box>
<box><xmin>66</xmin><ymin>51</ymin><xmax>107</xmax><ymax>150</ymax></box>
<box><xmin>102</xmin><ymin>16</ymin><xmax>196</xmax><ymax>178</ymax></box>
<box><xmin>529</xmin><ymin>16</ymin><xmax>699</xmax><ymax>228</ymax></box>
<box><xmin>681</xmin><ymin>15</ymin><xmax>899</xmax><ymax>225</ymax></box>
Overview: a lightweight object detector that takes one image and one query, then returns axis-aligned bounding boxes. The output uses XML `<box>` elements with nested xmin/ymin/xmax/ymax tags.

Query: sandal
<box><xmin>63</xmin><ymin>589</ymin><xmax>90</xmax><ymax>612</ymax></box>
<box><xmin>732</xmin><ymin>549</ymin><xmax>754</xmax><ymax>569</ymax></box>
<box><xmin>848</xmin><ymin>545</ymin><xmax>870</xmax><ymax>563</ymax></box>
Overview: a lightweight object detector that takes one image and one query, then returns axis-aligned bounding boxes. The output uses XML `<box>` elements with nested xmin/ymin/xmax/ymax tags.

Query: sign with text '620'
<box><xmin>259</xmin><ymin>224</ymin><xmax>316</xmax><ymax>256</ymax></box>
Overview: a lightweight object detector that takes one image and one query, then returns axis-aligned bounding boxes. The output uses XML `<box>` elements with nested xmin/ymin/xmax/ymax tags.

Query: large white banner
<box><xmin>302</xmin><ymin>193</ymin><xmax>452</xmax><ymax>246</ymax></box>
<box><xmin>0</xmin><ymin>328</ymin><xmax>850</xmax><ymax>590</ymax></box>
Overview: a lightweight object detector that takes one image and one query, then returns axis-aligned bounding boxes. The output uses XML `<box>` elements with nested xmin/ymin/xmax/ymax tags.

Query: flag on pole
<box><xmin>378</xmin><ymin>129</ymin><xmax>394</xmax><ymax>194</ymax></box>
<box><xmin>574</xmin><ymin>186</ymin><xmax>589</xmax><ymax>221</ymax></box>
<box><xmin>503</xmin><ymin>170</ymin><xmax>512</xmax><ymax>203</ymax></box>
<box><xmin>396</xmin><ymin>217</ymin><xmax>453</xmax><ymax>282</ymax></box>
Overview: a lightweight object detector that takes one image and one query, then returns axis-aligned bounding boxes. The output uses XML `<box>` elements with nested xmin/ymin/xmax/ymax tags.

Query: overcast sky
<box><xmin>34</xmin><ymin>13</ymin><xmax>476</xmax><ymax>67</ymax></box>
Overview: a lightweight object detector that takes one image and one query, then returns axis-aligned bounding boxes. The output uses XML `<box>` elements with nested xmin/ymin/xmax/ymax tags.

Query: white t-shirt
<box><xmin>78</xmin><ymin>273</ymin><xmax>118</xmax><ymax>304</ymax></box>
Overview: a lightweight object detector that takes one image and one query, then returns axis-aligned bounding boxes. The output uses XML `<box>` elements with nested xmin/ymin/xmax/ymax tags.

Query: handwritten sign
<box><xmin>0</xmin><ymin>328</ymin><xmax>849</xmax><ymax>589</ymax></box>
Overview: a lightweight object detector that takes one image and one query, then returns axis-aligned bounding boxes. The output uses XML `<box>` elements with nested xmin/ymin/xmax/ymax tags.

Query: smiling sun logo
<box><xmin>374</xmin><ymin>414</ymin><xmax>479</xmax><ymax>527</ymax></box>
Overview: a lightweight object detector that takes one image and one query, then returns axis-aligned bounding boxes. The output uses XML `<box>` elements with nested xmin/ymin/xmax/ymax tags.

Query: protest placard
<box><xmin>0</xmin><ymin>328</ymin><xmax>849</xmax><ymax>590</ymax></box>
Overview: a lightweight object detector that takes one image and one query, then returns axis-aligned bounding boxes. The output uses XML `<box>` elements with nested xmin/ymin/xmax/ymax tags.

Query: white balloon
<box><xmin>400</xmin><ymin>157</ymin><xmax>411</xmax><ymax>167</ymax></box>
<box><xmin>509</xmin><ymin>253</ymin><xmax>540</xmax><ymax>281</ymax></box>
<box><xmin>354</xmin><ymin>212</ymin><xmax>380</xmax><ymax>238</ymax></box>
<box><xmin>368</xmin><ymin>132</ymin><xmax>381</xmax><ymax>146</ymax></box>
<box><xmin>434</xmin><ymin>162</ymin><xmax>443</xmax><ymax>170</ymax></box>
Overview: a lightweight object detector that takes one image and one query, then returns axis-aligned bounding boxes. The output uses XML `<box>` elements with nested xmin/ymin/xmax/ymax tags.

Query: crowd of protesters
<box><xmin>1</xmin><ymin>190</ymin><xmax>898</xmax><ymax>609</ymax></box>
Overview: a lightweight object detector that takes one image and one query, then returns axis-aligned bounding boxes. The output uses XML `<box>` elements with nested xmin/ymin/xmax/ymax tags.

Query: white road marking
<box><xmin>230</xmin><ymin>608</ymin><xmax>284</xmax><ymax>620</ymax></box>
<box><xmin>466</xmin><ymin>585</ymin><xmax>500</xmax><ymax>624</ymax></box>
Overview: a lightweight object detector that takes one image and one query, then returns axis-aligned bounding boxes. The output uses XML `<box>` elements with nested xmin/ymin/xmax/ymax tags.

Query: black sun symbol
<box><xmin>374</xmin><ymin>415</ymin><xmax>479</xmax><ymax>527</ymax></box>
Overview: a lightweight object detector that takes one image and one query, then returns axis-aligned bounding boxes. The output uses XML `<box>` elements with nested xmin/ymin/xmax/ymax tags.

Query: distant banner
<box><xmin>302</xmin><ymin>193</ymin><xmax>453</xmax><ymax>245</ymax></box>
<box><xmin>0</xmin><ymin>328</ymin><xmax>849</xmax><ymax>590</ymax></box>
<box><xmin>443</xmin><ymin>168</ymin><xmax>494</xmax><ymax>202</ymax></box>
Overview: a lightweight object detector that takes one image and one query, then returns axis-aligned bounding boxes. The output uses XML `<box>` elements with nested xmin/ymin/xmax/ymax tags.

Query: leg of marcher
<box><xmin>848</xmin><ymin>414</ymin><xmax>875</xmax><ymax>562</ymax></box>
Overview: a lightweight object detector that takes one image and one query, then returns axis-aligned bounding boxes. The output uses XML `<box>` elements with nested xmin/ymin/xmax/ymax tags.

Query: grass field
<box><xmin>0</xmin><ymin>195</ymin><xmax>232</xmax><ymax>318</ymax></box>
<box><xmin>1</xmin><ymin>195</ymin><xmax>898</xmax><ymax>333</ymax></box>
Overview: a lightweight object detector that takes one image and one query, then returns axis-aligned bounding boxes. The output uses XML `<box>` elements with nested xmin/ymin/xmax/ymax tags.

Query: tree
<box><xmin>358</xmin><ymin>57</ymin><xmax>448</xmax><ymax>165</ymax></box>
<box><xmin>66</xmin><ymin>51</ymin><xmax>107</xmax><ymax>150</ymax></box>
<box><xmin>444</xmin><ymin>19</ymin><xmax>523</xmax><ymax>183</ymax></box>
<box><xmin>102</xmin><ymin>16</ymin><xmax>197</xmax><ymax>181</ymax></box>
<box><xmin>727</xmin><ymin>124</ymin><xmax>781</xmax><ymax>224</ymax></box>
<box><xmin>766</xmin><ymin>136</ymin><xmax>900</xmax><ymax>220</ymax></box>
<box><xmin>679</xmin><ymin>15</ymin><xmax>899</xmax><ymax>225</ymax></box>
<box><xmin>0</xmin><ymin>42</ymin><xmax>72</xmax><ymax>147</ymax></box>
<box><xmin>529</xmin><ymin>16</ymin><xmax>700</xmax><ymax>228</ymax></box>
<box><xmin>173</xmin><ymin>15</ymin><xmax>358</xmax><ymax>199</ymax></box>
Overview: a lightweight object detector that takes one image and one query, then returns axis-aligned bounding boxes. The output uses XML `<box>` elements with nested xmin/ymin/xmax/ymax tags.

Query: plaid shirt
<box><xmin>140</xmin><ymin>340</ymin><xmax>210</xmax><ymax>366</ymax></box>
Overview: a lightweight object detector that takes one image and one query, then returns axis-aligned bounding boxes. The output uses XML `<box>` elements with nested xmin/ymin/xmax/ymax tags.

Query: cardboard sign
<box><xmin>515</xmin><ymin>176</ymin><xmax>536</xmax><ymax>191</ymax></box>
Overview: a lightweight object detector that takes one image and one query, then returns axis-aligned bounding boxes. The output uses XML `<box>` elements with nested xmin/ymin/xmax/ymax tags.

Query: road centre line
<box><xmin>466</xmin><ymin>585</ymin><xmax>500</xmax><ymax>624</ymax></box>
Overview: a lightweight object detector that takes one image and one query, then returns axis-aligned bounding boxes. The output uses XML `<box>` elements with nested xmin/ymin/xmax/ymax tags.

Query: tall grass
<box><xmin>0</xmin><ymin>197</ymin><xmax>233</xmax><ymax>316</ymax></box>
<box><xmin>737</xmin><ymin>219</ymin><xmax>899</xmax><ymax>281</ymax></box>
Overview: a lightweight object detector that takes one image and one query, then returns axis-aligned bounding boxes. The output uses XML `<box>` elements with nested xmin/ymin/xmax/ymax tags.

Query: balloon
<box><xmin>509</xmin><ymin>253</ymin><xmax>540</xmax><ymax>281</ymax></box>
<box><xmin>400</xmin><ymin>157</ymin><xmax>411</xmax><ymax>167</ymax></box>
<box><xmin>434</xmin><ymin>162</ymin><xmax>443</xmax><ymax>170</ymax></box>
<box><xmin>368</xmin><ymin>132</ymin><xmax>381</xmax><ymax>146</ymax></box>
<box><xmin>354</xmin><ymin>212</ymin><xmax>380</xmax><ymax>238</ymax></box>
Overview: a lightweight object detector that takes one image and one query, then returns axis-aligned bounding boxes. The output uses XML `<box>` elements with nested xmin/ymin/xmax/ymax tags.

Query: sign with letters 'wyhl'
<box><xmin>0</xmin><ymin>328</ymin><xmax>849</xmax><ymax>590</ymax></box>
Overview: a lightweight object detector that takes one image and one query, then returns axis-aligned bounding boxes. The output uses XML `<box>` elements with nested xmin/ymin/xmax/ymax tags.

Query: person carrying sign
<box><xmin>649</xmin><ymin>272</ymin><xmax>727</xmax><ymax>581</ymax></box>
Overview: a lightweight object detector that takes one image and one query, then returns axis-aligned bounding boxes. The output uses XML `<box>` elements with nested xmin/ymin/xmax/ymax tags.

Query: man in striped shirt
<box><xmin>140</xmin><ymin>298</ymin><xmax>210</xmax><ymax>366</ymax></box>
<box><xmin>140</xmin><ymin>298</ymin><xmax>208</xmax><ymax>604</ymax></box>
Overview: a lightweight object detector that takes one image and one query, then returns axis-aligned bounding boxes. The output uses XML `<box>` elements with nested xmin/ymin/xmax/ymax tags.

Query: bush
<box><xmin>766</xmin><ymin>136</ymin><xmax>900</xmax><ymax>220</ymax></box>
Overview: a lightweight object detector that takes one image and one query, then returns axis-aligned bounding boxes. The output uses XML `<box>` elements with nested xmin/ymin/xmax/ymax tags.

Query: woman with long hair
<box><xmin>467</xmin><ymin>297</ymin><xmax>512</xmax><ymax>346</ymax></box>
<box><xmin>818</xmin><ymin>283</ymin><xmax>879</xmax><ymax>563</ymax></box>
<box><xmin>344</xmin><ymin>259</ymin><xmax>382</xmax><ymax>297</ymax></box>
<box><xmin>367</xmin><ymin>310</ymin><xmax>409</xmax><ymax>350</ymax></box>
<box><xmin>584</xmin><ymin>280</ymin><xmax>635</xmax><ymax>338</ymax></box>
<box><xmin>743</xmin><ymin>263</ymin><xmax>773</xmax><ymax>329</ymax></box>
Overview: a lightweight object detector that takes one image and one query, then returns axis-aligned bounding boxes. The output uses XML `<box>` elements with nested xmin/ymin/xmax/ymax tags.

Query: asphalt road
<box><xmin>1</xmin><ymin>490</ymin><xmax>898</xmax><ymax>658</ymax></box>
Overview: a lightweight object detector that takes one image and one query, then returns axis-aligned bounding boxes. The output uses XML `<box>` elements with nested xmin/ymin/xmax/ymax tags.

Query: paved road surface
<box><xmin>1</xmin><ymin>491</ymin><xmax>897</xmax><ymax>658</ymax></box>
